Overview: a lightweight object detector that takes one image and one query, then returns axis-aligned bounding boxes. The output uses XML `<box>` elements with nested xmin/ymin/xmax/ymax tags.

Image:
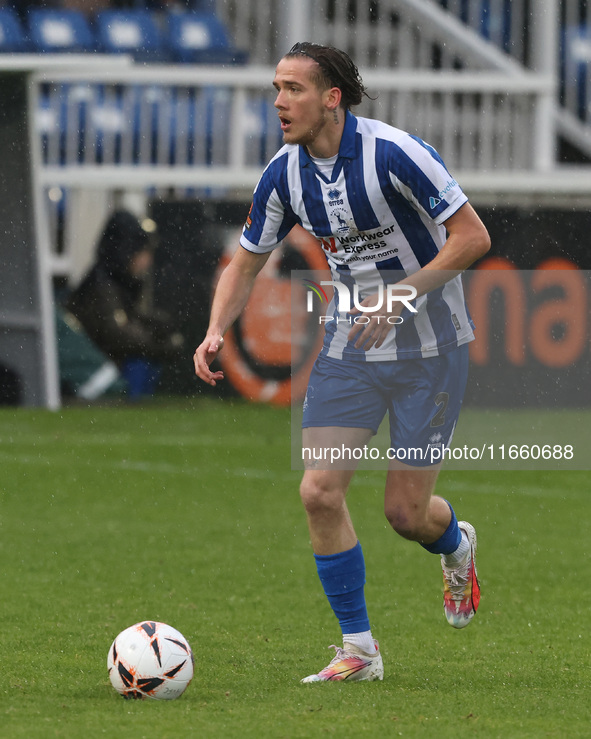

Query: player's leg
<box><xmin>299</xmin><ymin>355</ymin><xmax>385</xmax><ymax>682</ymax></box>
<box><xmin>385</xmin><ymin>466</ymin><xmax>480</xmax><ymax>628</ymax></box>
<box><xmin>300</xmin><ymin>425</ymin><xmax>371</xmax><ymax>555</ymax></box>
<box><xmin>383</xmin><ymin>462</ymin><xmax>446</xmax><ymax>543</ymax></box>
<box><xmin>300</xmin><ymin>426</ymin><xmax>382</xmax><ymax>682</ymax></box>
<box><xmin>384</xmin><ymin>345</ymin><xmax>480</xmax><ymax>628</ymax></box>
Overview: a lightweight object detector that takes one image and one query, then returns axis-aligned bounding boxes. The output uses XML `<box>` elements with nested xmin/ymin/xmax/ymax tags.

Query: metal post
<box><xmin>28</xmin><ymin>75</ymin><xmax>61</xmax><ymax>409</ymax></box>
<box><xmin>279</xmin><ymin>0</ymin><xmax>312</xmax><ymax>55</ymax></box>
<box><xmin>230</xmin><ymin>87</ymin><xmax>248</xmax><ymax>170</ymax></box>
<box><xmin>530</xmin><ymin>0</ymin><xmax>559</xmax><ymax>171</ymax></box>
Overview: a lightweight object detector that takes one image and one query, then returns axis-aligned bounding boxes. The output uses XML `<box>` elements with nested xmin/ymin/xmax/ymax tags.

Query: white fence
<box><xmin>218</xmin><ymin>0</ymin><xmax>591</xmax><ymax>144</ymax></box>
<box><xmin>220</xmin><ymin>0</ymin><xmax>543</xmax><ymax>69</ymax></box>
<box><xmin>33</xmin><ymin>61</ymin><xmax>556</xmax><ymax>287</ymax></box>
<box><xmin>37</xmin><ymin>65</ymin><xmax>553</xmax><ymax>174</ymax></box>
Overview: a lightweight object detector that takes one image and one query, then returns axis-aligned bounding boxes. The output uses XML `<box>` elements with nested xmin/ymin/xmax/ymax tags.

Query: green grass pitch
<box><xmin>1</xmin><ymin>398</ymin><xmax>590</xmax><ymax>738</ymax></box>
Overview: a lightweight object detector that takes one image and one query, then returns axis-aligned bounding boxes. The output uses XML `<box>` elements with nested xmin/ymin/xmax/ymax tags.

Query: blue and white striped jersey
<box><xmin>240</xmin><ymin>112</ymin><xmax>474</xmax><ymax>361</ymax></box>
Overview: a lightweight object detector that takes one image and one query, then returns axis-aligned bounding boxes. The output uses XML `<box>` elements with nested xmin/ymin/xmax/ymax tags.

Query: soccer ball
<box><xmin>107</xmin><ymin>621</ymin><xmax>194</xmax><ymax>700</ymax></box>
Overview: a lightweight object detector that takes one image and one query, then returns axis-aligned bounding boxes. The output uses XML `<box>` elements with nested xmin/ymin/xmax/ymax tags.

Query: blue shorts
<box><xmin>302</xmin><ymin>345</ymin><xmax>469</xmax><ymax>467</ymax></box>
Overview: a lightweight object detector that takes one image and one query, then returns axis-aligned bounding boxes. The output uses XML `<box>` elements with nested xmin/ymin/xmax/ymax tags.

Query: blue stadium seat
<box><xmin>27</xmin><ymin>9</ymin><xmax>94</xmax><ymax>53</ymax></box>
<box><xmin>166</xmin><ymin>11</ymin><xmax>248</xmax><ymax>65</ymax></box>
<box><xmin>0</xmin><ymin>7</ymin><xmax>28</xmax><ymax>53</ymax></box>
<box><xmin>95</xmin><ymin>10</ymin><xmax>166</xmax><ymax>62</ymax></box>
<box><xmin>562</xmin><ymin>25</ymin><xmax>591</xmax><ymax>120</ymax></box>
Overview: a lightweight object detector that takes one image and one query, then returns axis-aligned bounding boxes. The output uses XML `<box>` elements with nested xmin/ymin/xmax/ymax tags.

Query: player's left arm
<box><xmin>408</xmin><ymin>201</ymin><xmax>491</xmax><ymax>292</ymax></box>
<box><xmin>349</xmin><ymin>202</ymin><xmax>490</xmax><ymax>349</ymax></box>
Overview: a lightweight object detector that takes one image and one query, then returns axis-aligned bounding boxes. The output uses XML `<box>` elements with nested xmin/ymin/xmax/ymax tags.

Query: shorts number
<box><xmin>431</xmin><ymin>392</ymin><xmax>449</xmax><ymax>428</ymax></box>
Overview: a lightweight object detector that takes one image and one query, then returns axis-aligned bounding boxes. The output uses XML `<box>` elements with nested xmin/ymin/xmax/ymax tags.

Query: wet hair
<box><xmin>284</xmin><ymin>41</ymin><xmax>369</xmax><ymax>110</ymax></box>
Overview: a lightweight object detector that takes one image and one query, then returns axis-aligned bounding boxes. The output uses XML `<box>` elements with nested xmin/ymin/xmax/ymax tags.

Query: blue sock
<box><xmin>421</xmin><ymin>500</ymin><xmax>461</xmax><ymax>555</ymax></box>
<box><xmin>314</xmin><ymin>541</ymin><xmax>370</xmax><ymax>634</ymax></box>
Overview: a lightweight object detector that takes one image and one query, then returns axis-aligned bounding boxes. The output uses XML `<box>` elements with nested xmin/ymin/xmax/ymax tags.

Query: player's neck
<box><xmin>306</xmin><ymin>113</ymin><xmax>344</xmax><ymax>159</ymax></box>
<box><xmin>306</xmin><ymin>134</ymin><xmax>341</xmax><ymax>159</ymax></box>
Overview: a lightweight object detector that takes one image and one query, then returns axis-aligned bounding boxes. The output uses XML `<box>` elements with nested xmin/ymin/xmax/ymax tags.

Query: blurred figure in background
<box><xmin>67</xmin><ymin>210</ymin><xmax>184</xmax><ymax>398</ymax></box>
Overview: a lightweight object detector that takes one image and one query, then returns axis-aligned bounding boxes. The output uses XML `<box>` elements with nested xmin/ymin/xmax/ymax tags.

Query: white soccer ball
<box><xmin>107</xmin><ymin>621</ymin><xmax>194</xmax><ymax>700</ymax></box>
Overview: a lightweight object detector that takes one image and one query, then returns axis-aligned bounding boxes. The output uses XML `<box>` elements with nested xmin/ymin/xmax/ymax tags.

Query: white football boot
<box><xmin>441</xmin><ymin>521</ymin><xmax>481</xmax><ymax>629</ymax></box>
<box><xmin>301</xmin><ymin>640</ymin><xmax>383</xmax><ymax>683</ymax></box>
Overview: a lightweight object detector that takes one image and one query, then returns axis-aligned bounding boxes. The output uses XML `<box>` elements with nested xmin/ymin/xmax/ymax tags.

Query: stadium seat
<box><xmin>563</xmin><ymin>25</ymin><xmax>591</xmax><ymax>120</ymax></box>
<box><xmin>0</xmin><ymin>7</ymin><xmax>28</xmax><ymax>53</ymax></box>
<box><xmin>166</xmin><ymin>11</ymin><xmax>248</xmax><ymax>65</ymax></box>
<box><xmin>95</xmin><ymin>10</ymin><xmax>166</xmax><ymax>62</ymax></box>
<box><xmin>27</xmin><ymin>9</ymin><xmax>94</xmax><ymax>54</ymax></box>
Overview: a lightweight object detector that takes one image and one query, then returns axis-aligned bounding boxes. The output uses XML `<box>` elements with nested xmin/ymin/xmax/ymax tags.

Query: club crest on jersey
<box><xmin>331</xmin><ymin>208</ymin><xmax>351</xmax><ymax>234</ymax></box>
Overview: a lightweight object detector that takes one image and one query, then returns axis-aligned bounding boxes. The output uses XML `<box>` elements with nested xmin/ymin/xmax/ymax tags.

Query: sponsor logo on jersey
<box><xmin>438</xmin><ymin>178</ymin><xmax>458</xmax><ymax>199</ymax></box>
<box><xmin>327</xmin><ymin>187</ymin><xmax>344</xmax><ymax>206</ymax></box>
<box><xmin>319</xmin><ymin>236</ymin><xmax>337</xmax><ymax>253</ymax></box>
<box><xmin>429</xmin><ymin>179</ymin><xmax>458</xmax><ymax>209</ymax></box>
<box><xmin>317</xmin><ymin>224</ymin><xmax>397</xmax><ymax>256</ymax></box>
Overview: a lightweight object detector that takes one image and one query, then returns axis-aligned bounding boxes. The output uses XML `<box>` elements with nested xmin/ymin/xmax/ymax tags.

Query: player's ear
<box><xmin>325</xmin><ymin>86</ymin><xmax>342</xmax><ymax>111</ymax></box>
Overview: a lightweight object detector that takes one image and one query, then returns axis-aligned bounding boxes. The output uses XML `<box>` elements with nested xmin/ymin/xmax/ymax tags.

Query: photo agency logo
<box><xmin>303</xmin><ymin>279</ymin><xmax>418</xmax><ymax>325</ymax></box>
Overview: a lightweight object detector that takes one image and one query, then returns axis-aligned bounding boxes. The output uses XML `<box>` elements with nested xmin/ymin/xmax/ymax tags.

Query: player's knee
<box><xmin>300</xmin><ymin>476</ymin><xmax>344</xmax><ymax>517</ymax></box>
<box><xmin>384</xmin><ymin>502</ymin><xmax>423</xmax><ymax>540</ymax></box>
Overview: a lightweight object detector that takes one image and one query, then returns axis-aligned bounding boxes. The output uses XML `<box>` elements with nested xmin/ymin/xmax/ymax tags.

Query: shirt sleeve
<box><xmin>391</xmin><ymin>134</ymin><xmax>468</xmax><ymax>226</ymax></box>
<box><xmin>239</xmin><ymin>156</ymin><xmax>299</xmax><ymax>253</ymax></box>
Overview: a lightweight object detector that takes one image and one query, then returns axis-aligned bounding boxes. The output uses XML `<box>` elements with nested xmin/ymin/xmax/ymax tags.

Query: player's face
<box><xmin>273</xmin><ymin>56</ymin><xmax>332</xmax><ymax>149</ymax></box>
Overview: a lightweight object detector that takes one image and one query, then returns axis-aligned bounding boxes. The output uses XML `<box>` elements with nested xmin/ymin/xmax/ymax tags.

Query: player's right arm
<box><xmin>193</xmin><ymin>245</ymin><xmax>271</xmax><ymax>386</ymax></box>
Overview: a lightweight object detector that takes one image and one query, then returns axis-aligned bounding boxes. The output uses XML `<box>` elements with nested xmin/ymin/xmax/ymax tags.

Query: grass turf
<box><xmin>0</xmin><ymin>398</ymin><xmax>590</xmax><ymax>738</ymax></box>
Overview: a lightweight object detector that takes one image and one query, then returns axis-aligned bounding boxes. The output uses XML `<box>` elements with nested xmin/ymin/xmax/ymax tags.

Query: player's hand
<box><xmin>347</xmin><ymin>293</ymin><xmax>401</xmax><ymax>351</ymax></box>
<box><xmin>193</xmin><ymin>334</ymin><xmax>225</xmax><ymax>386</ymax></box>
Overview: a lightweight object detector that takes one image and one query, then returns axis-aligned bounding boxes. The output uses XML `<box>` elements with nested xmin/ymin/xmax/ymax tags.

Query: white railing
<box><xmin>33</xmin><ymin>62</ymin><xmax>557</xmax><ymax>286</ymax></box>
<box><xmin>218</xmin><ymin>0</ymin><xmax>540</xmax><ymax>69</ymax></box>
<box><xmin>217</xmin><ymin>0</ymin><xmax>591</xmax><ymax>153</ymax></box>
<box><xmin>35</xmin><ymin>64</ymin><xmax>554</xmax><ymax>178</ymax></box>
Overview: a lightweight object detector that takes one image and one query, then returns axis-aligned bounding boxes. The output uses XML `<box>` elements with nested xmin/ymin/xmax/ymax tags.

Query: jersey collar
<box><xmin>338</xmin><ymin>110</ymin><xmax>358</xmax><ymax>159</ymax></box>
